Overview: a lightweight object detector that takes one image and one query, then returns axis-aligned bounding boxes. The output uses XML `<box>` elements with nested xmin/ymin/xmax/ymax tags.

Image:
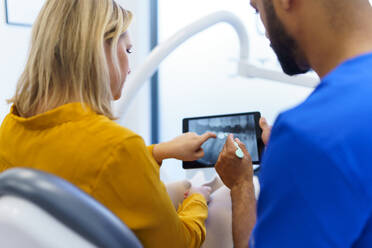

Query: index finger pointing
<box><xmin>199</xmin><ymin>132</ymin><xmax>217</xmax><ymax>145</ymax></box>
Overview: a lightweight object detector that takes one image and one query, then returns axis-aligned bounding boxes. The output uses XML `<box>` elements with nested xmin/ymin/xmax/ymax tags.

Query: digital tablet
<box><xmin>183</xmin><ymin>112</ymin><xmax>264</xmax><ymax>172</ymax></box>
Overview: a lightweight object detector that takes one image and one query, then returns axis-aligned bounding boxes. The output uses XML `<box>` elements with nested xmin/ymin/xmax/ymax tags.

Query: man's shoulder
<box><xmin>277</xmin><ymin>68</ymin><xmax>372</xmax><ymax>145</ymax></box>
<box><xmin>270</xmin><ymin>77</ymin><xmax>372</xmax><ymax>197</ymax></box>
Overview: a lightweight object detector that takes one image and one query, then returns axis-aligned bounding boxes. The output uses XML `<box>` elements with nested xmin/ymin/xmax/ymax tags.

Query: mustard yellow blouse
<box><xmin>0</xmin><ymin>103</ymin><xmax>208</xmax><ymax>248</ymax></box>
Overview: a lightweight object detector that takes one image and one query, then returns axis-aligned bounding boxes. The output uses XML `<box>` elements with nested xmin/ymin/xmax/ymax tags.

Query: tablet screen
<box><xmin>183</xmin><ymin>112</ymin><xmax>263</xmax><ymax>170</ymax></box>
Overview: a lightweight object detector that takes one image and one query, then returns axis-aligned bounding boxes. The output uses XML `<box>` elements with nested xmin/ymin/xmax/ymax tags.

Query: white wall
<box><xmin>0</xmin><ymin>0</ymin><xmax>31</xmax><ymax>121</ymax></box>
<box><xmin>0</xmin><ymin>0</ymin><xmax>152</xmax><ymax>143</ymax></box>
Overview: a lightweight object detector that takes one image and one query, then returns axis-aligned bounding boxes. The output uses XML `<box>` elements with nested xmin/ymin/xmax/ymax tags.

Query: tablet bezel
<box><xmin>182</xmin><ymin>112</ymin><xmax>264</xmax><ymax>170</ymax></box>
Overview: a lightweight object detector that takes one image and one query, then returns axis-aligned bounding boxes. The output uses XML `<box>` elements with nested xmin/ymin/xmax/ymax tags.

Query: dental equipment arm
<box><xmin>116</xmin><ymin>11</ymin><xmax>319</xmax><ymax>121</ymax></box>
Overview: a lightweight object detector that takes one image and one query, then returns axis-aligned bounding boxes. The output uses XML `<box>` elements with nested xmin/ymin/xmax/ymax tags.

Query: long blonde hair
<box><xmin>10</xmin><ymin>0</ymin><xmax>132</xmax><ymax>119</ymax></box>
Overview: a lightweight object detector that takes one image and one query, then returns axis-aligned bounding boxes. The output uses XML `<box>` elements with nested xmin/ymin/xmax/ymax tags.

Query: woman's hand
<box><xmin>259</xmin><ymin>117</ymin><xmax>272</xmax><ymax>146</ymax></box>
<box><xmin>152</xmin><ymin>132</ymin><xmax>216</xmax><ymax>164</ymax></box>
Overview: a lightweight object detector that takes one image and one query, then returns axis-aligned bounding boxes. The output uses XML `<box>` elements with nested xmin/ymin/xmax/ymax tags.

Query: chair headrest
<box><xmin>0</xmin><ymin>168</ymin><xmax>142</xmax><ymax>248</ymax></box>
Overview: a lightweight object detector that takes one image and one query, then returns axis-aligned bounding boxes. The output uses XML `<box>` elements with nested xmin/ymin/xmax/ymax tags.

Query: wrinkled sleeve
<box><xmin>92</xmin><ymin>135</ymin><xmax>208</xmax><ymax>248</ymax></box>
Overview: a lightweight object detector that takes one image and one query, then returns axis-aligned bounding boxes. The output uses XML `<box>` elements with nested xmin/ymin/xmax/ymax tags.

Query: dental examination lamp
<box><xmin>116</xmin><ymin>11</ymin><xmax>319</xmax><ymax>120</ymax></box>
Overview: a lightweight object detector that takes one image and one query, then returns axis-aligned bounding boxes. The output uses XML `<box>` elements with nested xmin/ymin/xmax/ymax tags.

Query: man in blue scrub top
<box><xmin>215</xmin><ymin>0</ymin><xmax>372</xmax><ymax>247</ymax></box>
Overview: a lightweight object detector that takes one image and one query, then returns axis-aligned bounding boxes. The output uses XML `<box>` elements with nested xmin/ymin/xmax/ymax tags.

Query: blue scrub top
<box><xmin>252</xmin><ymin>52</ymin><xmax>372</xmax><ymax>247</ymax></box>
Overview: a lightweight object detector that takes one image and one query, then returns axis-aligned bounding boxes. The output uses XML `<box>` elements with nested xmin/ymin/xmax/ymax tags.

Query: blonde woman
<box><xmin>0</xmin><ymin>0</ymin><xmax>217</xmax><ymax>247</ymax></box>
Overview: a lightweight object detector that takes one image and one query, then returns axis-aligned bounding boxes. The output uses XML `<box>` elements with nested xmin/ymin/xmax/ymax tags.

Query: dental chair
<box><xmin>0</xmin><ymin>168</ymin><xmax>143</xmax><ymax>248</ymax></box>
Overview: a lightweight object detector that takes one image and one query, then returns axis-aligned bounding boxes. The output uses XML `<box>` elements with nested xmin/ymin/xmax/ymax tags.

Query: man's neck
<box><xmin>303</xmin><ymin>10</ymin><xmax>372</xmax><ymax>78</ymax></box>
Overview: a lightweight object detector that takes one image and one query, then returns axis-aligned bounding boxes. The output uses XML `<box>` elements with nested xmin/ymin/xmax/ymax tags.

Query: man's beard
<box><xmin>262</xmin><ymin>0</ymin><xmax>310</xmax><ymax>75</ymax></box>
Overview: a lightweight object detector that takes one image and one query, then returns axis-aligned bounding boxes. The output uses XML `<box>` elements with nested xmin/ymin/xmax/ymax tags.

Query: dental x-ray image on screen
<box><xmin>184</xmin><ymin>112</ymin><xmax>262</xmax><ymax>169</ymax></box>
